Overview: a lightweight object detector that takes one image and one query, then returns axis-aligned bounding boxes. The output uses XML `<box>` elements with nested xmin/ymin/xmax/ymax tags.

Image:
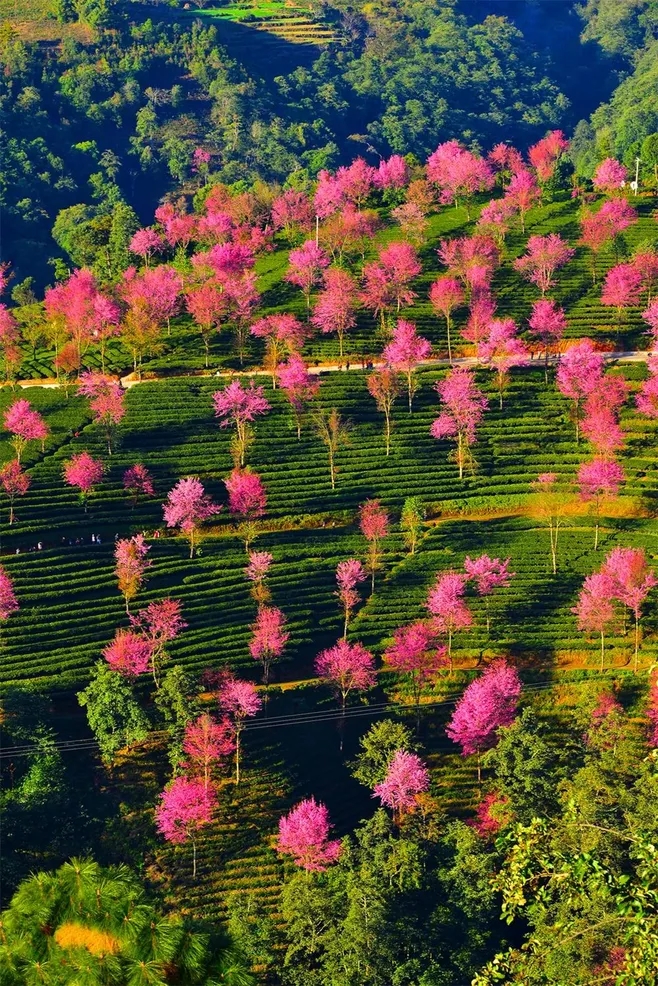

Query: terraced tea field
<box><xmin>2</xmin><ymin>359</ymin><xmax>657</xmax><ymax>692</ymax></box>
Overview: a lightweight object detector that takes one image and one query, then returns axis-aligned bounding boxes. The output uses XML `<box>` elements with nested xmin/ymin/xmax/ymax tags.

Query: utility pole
<box><xmin>631</xmin><ymin>156</ymin><xmax>640</xmax><ymax>196</ymax></box>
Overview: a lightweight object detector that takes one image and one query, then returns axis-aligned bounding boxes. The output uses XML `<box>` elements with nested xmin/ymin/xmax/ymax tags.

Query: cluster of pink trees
<box><xmin>554</xmin><ymin>338</ymin><xmax>628</xmax><ymax>549</ymax></box>
<box><xmin>424</xmin><ymin>555</ymin><xmax>513</xmax><ymax>667</ymax></box>
<box><xmin>573</xmin><ymin>546</ymin><xmax>656</xmax><ymax>671</ymax></box>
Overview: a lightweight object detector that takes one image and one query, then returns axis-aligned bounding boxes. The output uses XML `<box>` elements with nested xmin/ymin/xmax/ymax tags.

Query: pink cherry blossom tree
<box><xmin>114</xmin><ymin>534</ymin><xmax>151</xmax><ymax>613</ymax></box>
<box><xmin>163</xmin><ymin>477</ymin><xmax>220</xmax><ymax>557</ymax></box>
<box><xmin>185</xmin><ymin>279</ymin><xmax>228</xmax><ymax>368</ymax></box>
<box><xmin>478</xmin><ymin>319</ymin><xmax>529</xmax><ymax>409</ymax></box>
<box><xmin>437</xmin><ymin>235</ymin><xmax>499</xmax><ymax>294</ymax></box>
<box><xmin>426</xmin><ymin>141</ymin><xmax>495</xmax><ymax>217</ymax></box>
<box><xmin>504</xmin><ymin>170</ymin><xmax>541</xmax><ymax>232</ymax></box>
<box><xmin>129</xmin><ymin>228</ymin><xmax>164</xmax><ymax>266</ymax></box>
<box><xmin>577</xmin><ymin>458</ymin><xmax>625</xmax><ymax>549</ymax></box>
<box><xmin>513</xmin><ymin>234</ymin><xmax>574</xmax><ymax>296</ymax></box>
<box><xmin>556</xmin><ymin>339</ymin><xmax>605</xmax><ymax>440</ymax></box>
<box><xmin>0</xmin><ymin>567</ymin><xmax>19</xmax><ymax>622</ymax></box>
<box><xmin>580</xmin><ymin>375</ymin><xmax>628</xmax><ymax>458</ymax></box>
<box><xmin>77</xmin><ymin>373</ymin><xmax>126</xmax><ymax>454</ymax></box>
<box><xmin>286</xmin><ymin>240</ymin><xmax>330</xmax><ymax>311</ymax></box>
<box><xmin>528</xmin><ymin>299</ymin><xmax>567</xmax><ymax>381</ymax></box>
<box><xmin>278</xmin><ymin>354</ymin><xmax>320</xmax><ymax>439</ymax></box>
<box><xmin>379</xmin><ymin>242</ymin><xmax>422</xmax><ymax>312</ymax></box>
<box><xmin>0</xmin><ymin>460</ymin><xmax>30</xmax><ymax>524</ymax></box>
<box><xmin>103</xmin><ymin>629</ymin><xmax>152</xmax><ymax>677</ymax></box>
<box><xmin>335</xmin><ymin>558</ymin><xmax>368</xmax><ymax>638</ymax></box>
<box><xmin>311</xmin><ymin>267</ymin><xmax>359</xmax><ymax>358</ymax></box>
<box><xmin>156</xmin><ymin>776</ymin><xmax>216</xmax><ymax>878</ymax></box>
<box><xmin>245</xmin><ymin>549</ymin><xmax>273</xmax><ymax>609</ymax></box>
<box><xmin>572</xmin><ymin>571</ymin><xmax>618</xmax><ymax>671</ymax></box>
<box><xmin>464</xmin><ymin>555</ymin><xmax>514</xmax><ymax>633</ymax></box>
<box><xmin>476</xmin><ymin>198</ymin><xmax>516</xmax><ymax>247</ymax></box>
<box><xmin>602</xmin><ymin>547</ymin><xmax>657</xmax><ymax>671</ymax></box>
<box><xmin>183</xmin><ymin>713</ymin><xmax>235</xmax><ymax>789</ymax></box>
<box><xmin>429</xmin><ymin>277</ymin><xmax>465</xmax><ymax>363</ymax></box>
<box><xmin>315</xmin><ymin>638</ymin><xmax>376</xmax><ymax>713</ymax></box>
<box><xmin>4</xmin><ymin>399</ymin><xmax>49</xmax><ymax>463</ymax></box>
<box><xmin>249</xmin><ymin>605</ymin><xmax>289</xmax><ymax>685</ymax></box>
<box><xmin>431</xmin><ymin>368</ymin><xmax>488</xmax><ymax>479</ymax></box>
<box><xmin>44</xmin><ymin>268</ymin><xmax>119</xmax><ymax>365</ymax></box>
<box><xmin>250</xmin><ymin>313</ymin><xmax>307</xmax><ymax>387</ymax></box>
<box><xmin>359</xmin><ymin>499</ymin><xmax>389</xmax><ymax>592</ymax></box>
<box><xmin>217</xmin><ymin>675</ymin><xmax>262</xmax><ymax>782</ymax></box>
<box><xmin>636</xmin><ymin>372</ymin><xmax>658</xmax><ymax>418</ymax></box>
<box><xmin>277</xmin><ymin>797</ymin><xmax>342</xmax><ymax>872</ymax></box>
<box><xmin>601</xmin><ymin>263</ymin><xmax>644</xmax><ymax>329</ymax></box>
<box><xmin>631</xmin><ymin>249</ymin><xmax>658</xmax><ymax>302</ymax></box>
<box><xmin>271</xmin><ymin>189</ymin><xmax>314</xmax><ymax>242</ymax></box>
<box><xmin>373</xmin><ymin>749</ymin><xmax>429</xmax><ymax>821</ymax></box>
<box><xmin>488</xmin><ymin>143</ymin><xmax>525</xmax><ymax>186</ymax></box>
<box><xmin>212</xmin><ymin>379</ymin><xmax>271</xmax><ymax>467</ymax></box>
<box><xmin>384</xmin><ymin>621</ymin><xmax>447</xmax><ymax>724</ymax></box>
<box><xmin>426</xmin><ymin>571</ymin><xmax>472</xmax><ymax>669</ymax></box>
<box><xmin>63</xmin><ymin>451</ymin><xmax>104</xmax><ymax>512</ymax></box>
<box><xmin>374</xmin><ymin>154</ymin><xmax>410</xmax><ymax>193</ymax></box>
<box><xmin>580</xmin><ymin>200</ymin><xmax>638</xmax><ymax>282</ymax></box>
<box><xmin>224</xmin><ymin>468</ymin><xmax>267</xmax><ymax>552</ymax></box>
<box><xmin>123</xmin><ymin>463</ymin><xmax>155</xmax><ymax>506</ymax></box>
<box><xmin>383</xmin><ymin>319</ymin><xmax>431</xmax><ymax>412</ymax></box>
<box><xmin>367</xmin><ymin>367</ymin><xmax>402</xmax><ymax>455</ymax></box>
<box><xmin>130</xmin><ymin>598</ymin><xmax>186</xmax><ymax>685</ymax></box>
<box><xmin>528</xmin><ymin>130</ymin><xmax>569</xmax><ymax>184</ymax></box>
<box><xmin>446</xmin><ymin>659</ymin><xmax>522</xmax><ymax>782</ymax></box>
<box><xmin>593</xmin><ymin>158</ymin><xmax>628</xmax><ymax>196</ymax></box>
<box><xmin>462</xmin><ymin>293</ymin><xmax>497</xmax><ymax>348</ymax></box>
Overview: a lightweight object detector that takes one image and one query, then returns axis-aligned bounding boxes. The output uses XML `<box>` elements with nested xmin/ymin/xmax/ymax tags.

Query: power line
<box><xmin>0</xmin><ymin>674</ymin><xmax>615</xmax><ymax>759</ymax></box>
